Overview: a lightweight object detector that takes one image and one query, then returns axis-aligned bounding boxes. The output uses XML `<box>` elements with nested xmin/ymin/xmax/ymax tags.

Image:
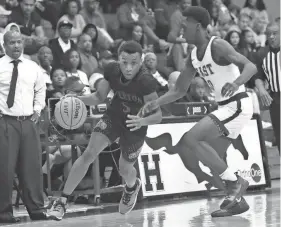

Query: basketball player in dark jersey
<box><xmin>47</xmin><ymin>41</ymin><xmax>162</xmax><ymax>220</ymax></box>
<box><xmin>142</xmin><ymin>7</ymin><xmax>258</xmax><ymax>217</ymax></box>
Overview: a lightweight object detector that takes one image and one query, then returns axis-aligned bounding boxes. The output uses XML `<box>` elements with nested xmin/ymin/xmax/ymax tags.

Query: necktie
<box><xmin>7</xmin><ymin>60</ymin><xmax>21</xmax><ymax>108</ymax></box>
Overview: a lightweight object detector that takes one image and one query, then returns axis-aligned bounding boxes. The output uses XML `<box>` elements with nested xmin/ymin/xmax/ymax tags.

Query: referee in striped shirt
<box><xmin>255</xmin><ymin>18</ymin><xmax>280</xmax><ymax>153</ymax></box>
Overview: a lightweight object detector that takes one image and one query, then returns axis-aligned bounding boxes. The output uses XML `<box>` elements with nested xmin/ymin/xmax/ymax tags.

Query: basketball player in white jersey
<box><xmin>141</xmin><ymin>6</ymin><xmax>257</xmax><ymax>217</ymax></box>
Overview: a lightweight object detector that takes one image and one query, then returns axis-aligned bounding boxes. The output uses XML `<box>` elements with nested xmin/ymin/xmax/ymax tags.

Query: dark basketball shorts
<box><xmin>93</xmin><ymin>115</ymin><xmax>145</xmax><ymax>163</ymax></box>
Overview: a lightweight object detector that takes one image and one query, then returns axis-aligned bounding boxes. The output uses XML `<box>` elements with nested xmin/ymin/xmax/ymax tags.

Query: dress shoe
<box><xmin>0</xmin><ymin>213</ymin><xmax>21</xmax><ymax>223</ymax></box>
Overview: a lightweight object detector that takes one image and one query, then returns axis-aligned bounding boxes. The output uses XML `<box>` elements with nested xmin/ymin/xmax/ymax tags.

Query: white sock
<box><xmin>219</xmin><ymin>168</ymin><xmax>237</xmax><ymax>181</ymax></box>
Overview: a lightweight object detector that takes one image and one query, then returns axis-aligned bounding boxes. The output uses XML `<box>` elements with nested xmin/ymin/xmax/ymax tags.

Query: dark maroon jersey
<box><xmin>103</xmin><ymin>61</ymin><xmax>157</xmax><ymax>136</ymax></box>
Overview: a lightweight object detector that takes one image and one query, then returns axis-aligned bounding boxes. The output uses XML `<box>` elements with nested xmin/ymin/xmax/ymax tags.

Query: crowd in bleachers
<box><xmin>1</xmin><ymin>0</ymin><xmax>278</xmax><ymax>202</ymax></box>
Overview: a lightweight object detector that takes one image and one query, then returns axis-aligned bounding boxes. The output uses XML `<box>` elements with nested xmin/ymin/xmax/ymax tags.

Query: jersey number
<box><xmin>206</xmin><ymin>80</ymin><xmax>215</xmax><ymax>92</ymax></box>
<box><xmin>122</xmin><ymin>102</ymin><xmax>130</xmax><ymax>113</ymax></box>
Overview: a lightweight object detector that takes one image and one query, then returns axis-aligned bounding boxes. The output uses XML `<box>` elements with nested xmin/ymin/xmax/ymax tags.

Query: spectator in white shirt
<box><xmin>49</xmin><ymin>20</ymin><xmax>76</xmax><ymax>69</ymax></box>
<box><xmin>144</xmin><ymin>52</ymin><xmax>168</xmax><ymax>96</ymax></box>
<box><xmin>0</xmin><ymin>31</ymin><xmax>47</xmax><ymax>223</ymax></box>
<box><xmin>63</xmin><ymin>48</ymin><xmax>91</xmax><ymax>94</ymax></box>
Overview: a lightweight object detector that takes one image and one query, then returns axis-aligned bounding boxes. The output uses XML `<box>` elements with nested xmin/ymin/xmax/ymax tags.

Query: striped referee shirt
<box><xmin>256</xmin><ymin>46</ymin><xmax>280</xmax><ymax>92</ymax></box>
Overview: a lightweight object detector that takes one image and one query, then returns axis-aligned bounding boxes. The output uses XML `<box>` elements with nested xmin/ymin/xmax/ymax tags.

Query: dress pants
<box><xmin>0</xmin><ymin>116</ymin><xmax>44</xmax><ymax>217</ymax></box>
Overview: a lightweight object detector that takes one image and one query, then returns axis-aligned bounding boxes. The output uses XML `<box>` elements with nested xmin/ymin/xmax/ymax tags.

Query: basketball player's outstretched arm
<box><xmin>141</xmin><ymin>56</ymin><xmax>197</xmax><ymax>114</ymax></box>
<box><xmin>213</xmin><ymin>39</ymin><xmax>257</xmax><ymax>96</ymax></box>
<box><xmin>127</xmin><ymin>91</ymin><xmax>162</xmax><ymax>131</ymax></box>
<box><xmin>78</xmin><ymin>79</ymin><xmax>111</xmax><ymax>106</ymax></box>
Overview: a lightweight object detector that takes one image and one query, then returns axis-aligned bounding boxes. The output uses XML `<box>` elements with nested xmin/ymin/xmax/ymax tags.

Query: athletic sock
<box><xmin>125</xmin><ymin>180</ymin><xmax>138</xmax><ymax>192</ymax></box>
<box><xmin>219</xmin><ymin>168</ymin><xmax>238</xmax><ymax>181</ymax></box>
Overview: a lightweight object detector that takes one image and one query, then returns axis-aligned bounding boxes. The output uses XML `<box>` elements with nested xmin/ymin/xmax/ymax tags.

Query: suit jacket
<box><xmin>49</xmin><ymin>38</ymin><xmax>76</xmax><ymax>69</ymax></box>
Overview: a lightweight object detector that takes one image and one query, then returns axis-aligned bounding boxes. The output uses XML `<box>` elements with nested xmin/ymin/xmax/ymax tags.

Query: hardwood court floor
<box><xmin>4</xmin><ymin>180</ymin><xmax>280</xmax><ymax>227</ymax></box>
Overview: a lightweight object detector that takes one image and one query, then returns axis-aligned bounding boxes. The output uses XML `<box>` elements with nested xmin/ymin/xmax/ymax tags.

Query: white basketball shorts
<box><xmin>208</xmin><ymin>92</ymin><xmax>254</xmax><ymax>139</ymax></box>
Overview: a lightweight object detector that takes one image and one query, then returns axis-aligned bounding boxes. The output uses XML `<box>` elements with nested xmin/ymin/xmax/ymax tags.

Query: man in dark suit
<box><xmin>49</xmin><ymin>20</ymin><xmax>76</xmax><ymax>69</ymax></box>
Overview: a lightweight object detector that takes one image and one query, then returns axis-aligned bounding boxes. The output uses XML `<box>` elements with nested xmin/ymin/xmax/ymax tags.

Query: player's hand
<box><xmin>31</xmin><ymin>111</ymin><xmax>40</xmax><ymax>124</ymax></box>
<box><xmin>221</xmin><ymin>82</ymin><xmax>239</xmax><ymax>97</ymax></box>
<box><xmin>126</xmin><ymin>115</ymin><xmax>144</xmax><ymax>131</ymax></box>
<box><xmin>140</xmin><ymin>100</ymin><xmax>159</xmax><ymax>117</ymax></box>
<box><xmin>257</xmin><ymin>88</ymin><xmax>272</xmax><ymax>107</ymax></box>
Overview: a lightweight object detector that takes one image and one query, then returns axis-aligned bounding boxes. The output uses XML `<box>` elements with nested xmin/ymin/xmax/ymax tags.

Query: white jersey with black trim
<box><xmin>190</xmin><ymin>36</ymin><xmax>246</xmax><ymax>102</ymax></box>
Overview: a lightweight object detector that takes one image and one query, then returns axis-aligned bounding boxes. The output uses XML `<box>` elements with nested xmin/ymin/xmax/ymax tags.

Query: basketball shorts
<box><xmin>93</xmin><ymin>115</ymin><xmax>144</xmax><ymax>163</ymax></box>
<box><xmin>208</xmin><ymin>92</ymin><xmax>254</xmax><ymax>139</ymax></box>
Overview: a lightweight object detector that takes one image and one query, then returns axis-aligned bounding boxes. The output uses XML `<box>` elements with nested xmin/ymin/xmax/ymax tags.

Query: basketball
<box><xmin>54</xmin><ymin>97</ymin><xmax>87</xmax><ymax>130</ymax></box>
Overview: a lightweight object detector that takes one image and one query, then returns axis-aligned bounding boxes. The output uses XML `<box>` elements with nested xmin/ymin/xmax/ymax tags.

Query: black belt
<box><xmin>218</xmin><ymin>92</ymin><xmax>249</xmax><ymax>106</ymax></box>
<box><xmin>1</xmin><ymin>114</ymin><xmax>32</xmax><ymax>121</ymax></box>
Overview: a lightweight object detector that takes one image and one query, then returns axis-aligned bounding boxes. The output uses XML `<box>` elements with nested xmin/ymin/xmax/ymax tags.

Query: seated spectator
<box><xmin>80</xmin><ymin>0</ymin><xmax>106</xmax><ymax>29</ymax></box>
<box><xmin>238</xmin><ymin>13</ymin><xmax>252</xmax><ymax>31</ymax></box>
<box><xmin>77</xmin><ymin>33</ymin><xmax>98</xmax><ymax>77</ymax></box>
<box><xmin>46</xmin><ymin>68</ymin><xmax>67</xmax><ymax>100</ymax></box>
<box><xmin>1</xmin><ymin>23</ymin><xmax>31</xmax><ymax>59</ymax></box>
<box><xmin>241</xmin><ymin>28</ymin><xmax>259</xmax><ymax>59</ymax></box>
<box><xmin>57</xmin><ymin>0</ymin><xmax>86</xmax><ymax>42</ymax></box>
<box><xmin>253</xmin><ymin>17</ymin><xmax>267</xmax><ymax>47</ymax></box>
<box><xmin>0</xmin><ymin>6</ymin><xmax>11</xmax><ymax>56</ymax></box>
<box><xmin>144</xmin><ymin>52</ymin><xmax>168</xmax><ymax>96</ymax></box>
<box><xmin>224</xmin><ymin>30</ymin><xmax>243</xmax><ymax>53</ymax></box>
<box><xmin>117</xmin><ymin>0</ymin><xmax>156</xmax><ymax>40</ymax></box>
<box><xmin>185</xmin><ymin>77</ymin><xmax>212</xmax><ymax>103</ymax></box>
<box><xmin>38</xmin><ymin>46</ymin><xmax>53</xmax><ymax>90</ymax></box>
<box><xmin>228</xmin><ymin>3</ymin><xmax>241</xmax><ymax>24</ymax></box>
<box><xmin>5</xmin><ymin>0</ymin><xmax>19</xmax><ymax>10</ymax></box>
<box><xmin>167</xmin><ymin>0</ymin><xmax>192</xmax><ymax>71</ymax></box>
<box><xmin>113</xmin><ymin>23</ymin><xmax>150</xmax><ymax>57</ymax></box>
<box><xmin>9</xmin><ymin>0</ymin><xmax>46</xmax><ymax>55</ymax></box>
<box><xmin>34</xmin><ymin>0</ymin><xmax>59</xmax><ymax>31</ymax></box>
<box><xmin>63</xmin><ymin>48</ymin><xmax>91</xmax><ymax>94</ymax></box>
<box><xmin>116</xmin><ymin>0</ymin><xmax>168</xmax><ymax>51</ymax></box>
<box><xmin>49</xmin><ymin>21</ymin><xmax>76</xmax><ymax>69</ymax></box>
<box><xmin>154</xmin><ymin>0</ymin><xmax>178</xmax><ymax>39</ymax></box>
<box><xmin>82</xmin><ymin>23</ymin><xmax>110</xmax><ymax>54</ymax></box>
<box><xmin>240</xmin><ymin>0</ymin><xmax>268</xmax><ymax>28</ymax></box>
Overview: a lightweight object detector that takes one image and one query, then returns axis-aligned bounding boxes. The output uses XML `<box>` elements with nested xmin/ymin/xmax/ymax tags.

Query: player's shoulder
<box><xmin>104</xmin><ymin>61</ymin><xmax>120</xmax><ymax>80</ymax></box>
<box><xmin>137</xmin><ymin>66</ymin><xmax>157</xmax><ymax>94</ymax></box>
<box><xmin>211</xmin><ymin>37</ymin><xmax>232</xmax><ymax>52</ymax></box>
<box><xmin>138</xmin><ymin>66</ymin><xmax>155</xmax><ymax>83</ymax></box>
<box><xmin>22</xmin><ymin>57</ymin><xmax>41</xmax><ymax>69</ymax></box>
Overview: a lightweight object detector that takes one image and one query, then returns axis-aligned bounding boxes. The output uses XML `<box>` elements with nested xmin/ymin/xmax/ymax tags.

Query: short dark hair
<box><xmin>50</xmin><ymin>67</ymin><xmax>66</xmax><ymax>80</ymax></box>
<box><xmin>63</xmin><ymin>48</ymin><xmax>82</xmax><ymax>71</ymax></box>
<box><xmin>118</xmin><ymin>40</ymin><xmax>143</xmax><ymax>56</ymax></box>
<box><xmin>182</xmin><ymin>6</ymin><xmax>211</xmax><ymax>29</ymax></box>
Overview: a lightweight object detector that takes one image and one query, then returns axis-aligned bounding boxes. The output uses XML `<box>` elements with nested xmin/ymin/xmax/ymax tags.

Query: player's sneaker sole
<box><xmin>211</xmin><ymin>197</ymin><xmax>250</xmax><ymax>217</ymax></box>
<box><xmin>119</xmin><ymin>178</ymin><xmax>141</xmax><ymax>215</ymax></box>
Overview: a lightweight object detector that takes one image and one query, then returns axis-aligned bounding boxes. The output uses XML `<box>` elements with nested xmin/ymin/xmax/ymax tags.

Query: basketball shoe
<box><xmin>119</xmin><ymin>178</ymin><xmax>141</xmax><ymax>215</ymax></box>
<box><xmin>211</xmin><ymin>197</ymin><xmax>250</xmax><ymax>217</ymax></box>
<box><xmin>47</xmin><ymin>197</ymin><xmax>67</xmax><ymax>221</ymax></box>
<box><xmin>220</xmin><ymin>174</ymin><xmax>249</xmax><ymax>209</ymax></box>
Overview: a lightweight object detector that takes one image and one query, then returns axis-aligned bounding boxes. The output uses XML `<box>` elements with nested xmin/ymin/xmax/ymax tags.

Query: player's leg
<box><xmin>180</xmin><ymin>114</ymin><xmax>249</xmax><ymax>211</ymax></box>
<box><xmin>118</xmin><ymin>136</ymin><xmax>144</xmax><ymax>214</ymax></box>
<box><xmin>48</xmin><ymin>117</ymin><xmax>117</xmax><ymax>221</ymax></box>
